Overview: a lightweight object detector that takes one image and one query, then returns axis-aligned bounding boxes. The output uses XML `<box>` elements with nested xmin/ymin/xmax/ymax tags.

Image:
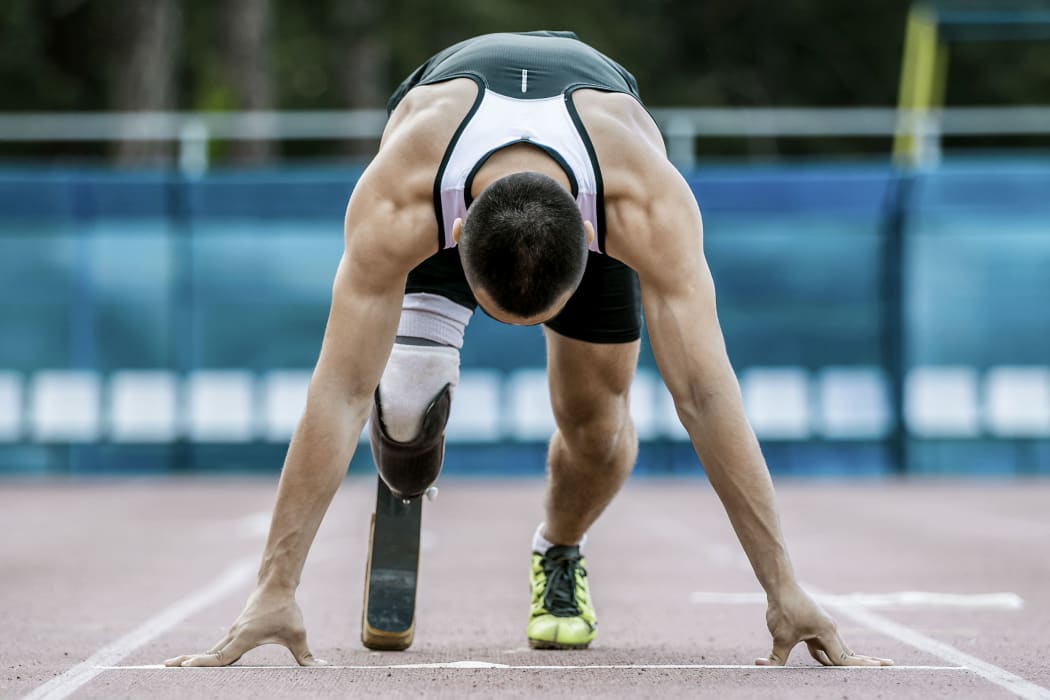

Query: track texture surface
<box><xmin>3</xmin><ymin>477</ymin><xmax>1048</xmax><ymax>699</ymax></box>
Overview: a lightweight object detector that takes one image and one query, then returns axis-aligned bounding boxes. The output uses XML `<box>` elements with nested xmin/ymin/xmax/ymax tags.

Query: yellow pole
<box><xmin>894</xmin><ymin>5</ymin><xmax>945</xmax><ymax>166</ymax></box>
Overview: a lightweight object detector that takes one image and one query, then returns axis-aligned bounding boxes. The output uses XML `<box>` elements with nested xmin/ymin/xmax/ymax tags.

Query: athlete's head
<box><xmin>454</xmin><ymin>172</ymin><xmax>591</xmax><ymax>325</ymax></box>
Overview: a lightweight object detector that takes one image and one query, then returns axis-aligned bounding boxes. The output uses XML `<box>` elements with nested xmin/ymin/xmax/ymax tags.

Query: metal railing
<box><xmin>2</xmin><ymin>106</ymin><xmax>1049</xmax><ymax>171</ymax></box>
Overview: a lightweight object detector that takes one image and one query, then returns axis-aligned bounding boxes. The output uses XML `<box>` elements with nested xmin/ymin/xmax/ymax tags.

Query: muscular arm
<box><xmin>618</xmin><ymin>159</ymin><xmax>890</xmax><ymax>667</ymax></box>
<box><xmin>248</xmin><ymin>84</ymin><xmax>468</xmax><ymax>594</ymax></box>
<box><xmin>630</xmin><ymin>174</ymin><xmax>795</xmax><ymax>594</ymax></box>
<box><xmin>258</xmin><ymin>240</ymin><xmax>405</xmax><ymax>594</ymax></box>
<box><xmin>165</xmin><ymin>135</ymin><xmax>437</xmax><ymax>667</ymax></box>
<box><xmin>585</xmin><ymin>98</ymin><xmax>799</xmax><ymax>593</ymax></box>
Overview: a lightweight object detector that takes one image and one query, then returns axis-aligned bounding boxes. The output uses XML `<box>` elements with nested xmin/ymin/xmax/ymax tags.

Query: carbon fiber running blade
<box><xmin>362</xmin><ymin>476</ymin><xmax>422</xmax><ymax>650</ymax></box>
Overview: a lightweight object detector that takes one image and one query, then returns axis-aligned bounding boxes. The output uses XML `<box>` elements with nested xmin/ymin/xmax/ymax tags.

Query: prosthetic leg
<box><xmin>361</xmin><ymin>343</ymin><xmax>456</xmax><ymax>651</ymax></box>
<box><xmin>360</xmin><ymin>480</ymin><xmax>424</xmax><ymax>651</ymax></box>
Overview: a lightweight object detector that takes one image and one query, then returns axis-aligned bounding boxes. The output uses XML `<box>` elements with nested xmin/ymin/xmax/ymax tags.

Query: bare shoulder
<box><xmin>381</xmin><ymin>78</ymin><xmax>479</xmax><ymax>159</ymax></box>
<box><xmin>571</xmin><ymin>90</ymin><xmax>702</xmax><ymax>284</ymax></box>
<box><xmin>344</xmin><ymin>79</ymin><xmax>479</xmax><ymax>279</ymax></box>
<box><xmin>571</xmin><ymin>90</ymin><xmax>667</xmax><ymax>164</ymax></box>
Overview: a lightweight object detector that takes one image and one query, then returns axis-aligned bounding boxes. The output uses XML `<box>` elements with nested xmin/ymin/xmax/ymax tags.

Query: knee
<box><xmin>371</xmin><ymin>343</ymin><xmax>459</xmax><ymax>499</ymax></box>
<box><xmin>554</xmin><ymin>395</ymin><xmax>636</xmax><ymax>464</ymax></box>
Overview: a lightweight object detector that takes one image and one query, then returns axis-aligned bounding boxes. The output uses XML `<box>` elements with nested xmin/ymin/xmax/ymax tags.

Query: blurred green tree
<box><xmin>3</xmin><ymin>0</ymin><xmax>1049</xmax><ymax>163</ymax></box>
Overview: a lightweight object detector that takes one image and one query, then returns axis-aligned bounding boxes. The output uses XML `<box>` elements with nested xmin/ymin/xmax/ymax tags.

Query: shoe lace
<box><xmin>540</xmin><ymin>545</ymin><xmax>586</xmax><ymax>617</ymax></box>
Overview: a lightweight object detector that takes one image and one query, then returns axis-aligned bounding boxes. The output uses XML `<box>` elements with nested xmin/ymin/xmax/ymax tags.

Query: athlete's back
<box><xmin>388</xmin><ymin>31</ymin><xmax>640</xmax><ymax>111</ymax></box>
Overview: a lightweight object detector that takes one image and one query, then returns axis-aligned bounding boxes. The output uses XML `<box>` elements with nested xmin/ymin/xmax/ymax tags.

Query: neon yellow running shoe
<box><xmin>527</xmin><ymin>544</ymin><xmax>597</xmax><ymax>649</ymax></box>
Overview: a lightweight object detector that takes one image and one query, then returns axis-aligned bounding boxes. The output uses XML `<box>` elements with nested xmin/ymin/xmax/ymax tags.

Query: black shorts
<box><xmin>406</xmin><ymin>248</ymin><xmax>642</xmax><ymax>344</ymax></box>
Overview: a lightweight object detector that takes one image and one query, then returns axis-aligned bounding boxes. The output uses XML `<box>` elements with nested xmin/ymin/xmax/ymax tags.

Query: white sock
<box><xmin>532</xmin><ymin>522</ymin><xmax>587</xmax><ymax>555</ymax></box>
<box><xmin>377</xmin><ymin>343</ymin><xmax>459</xmax><ymax>442</ymax></box>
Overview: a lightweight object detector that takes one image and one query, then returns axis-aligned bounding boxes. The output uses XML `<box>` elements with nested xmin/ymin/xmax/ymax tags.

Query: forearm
<box><xmin>256</xmin><ymin>388</ymin><xmax>371</xmax><ymax>592</ymax></box>
<box><xmin>680</xmin><ymin>389</ymin><xmax>799</xmax><ymax>595</ymax></box>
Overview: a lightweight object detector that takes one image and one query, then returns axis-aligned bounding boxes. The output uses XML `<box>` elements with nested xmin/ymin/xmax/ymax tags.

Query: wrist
<box><xmin>256</xmin><ymin>561</ymin><xmax>299</xmax><ymax>595</ymax></box>
<box><xmin>751</xmin><ymin>549</ymin><xmax>799</xmax><ymax>598</ymax></box>
<box><xmin>764</xmin><ymin>578</ymin><xmax>804</xmax><ymax>603</ymax></box>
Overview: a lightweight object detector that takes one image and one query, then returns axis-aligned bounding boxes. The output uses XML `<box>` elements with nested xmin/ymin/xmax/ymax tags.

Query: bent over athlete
<box><xmin>166</xmin><ymin>31</ymin><xmax>892</xmax><ymax>667</ymax></box>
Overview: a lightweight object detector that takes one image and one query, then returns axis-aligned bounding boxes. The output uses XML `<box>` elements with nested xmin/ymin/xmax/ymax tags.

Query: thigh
<box><xmin>544</xmin><ymin>252</ymin><xmax>641</xmax><ymax>344</ymax></box>
<box><xmin>545</xmin><ymin>328</ymin><xmax>640</xmax><ymax>431</ymax></box>
<box><xmin>405</xmin><ymin>247</ymin><xmax>478</xmax><ymax>311</ymax></box>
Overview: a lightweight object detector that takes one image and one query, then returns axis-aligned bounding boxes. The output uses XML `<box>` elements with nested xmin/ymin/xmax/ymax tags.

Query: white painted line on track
<box><xmin>21</xmin><ymin>557</ymin><xmax>257</xmax><ymax>700</ymax></box>
<box><xmin>690</xmin><ymin>591</ymin><xmax>1025</xmax><ymax>610</ymax></box>
<box><xmin>235</xmin><ymin>511</ymin><xmax>272</xmax><ymax>539</ymax></box>
<box><xmin>99</xmin><ymin>662</ymin><xmax>969</xmax><ymax>671</ymax></box>
<box><xmin>420</xmin><ymin>528</ymin><xmax>437</xmax><ymax>553</ymax></box>
<box><xmin>810</xmin><ymin>586</ymin><xmax>1050</xmax><ymax>700</ymax></box>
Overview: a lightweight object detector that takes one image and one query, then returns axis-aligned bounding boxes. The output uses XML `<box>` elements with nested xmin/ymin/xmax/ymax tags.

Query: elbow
<box><xmin>671</xmin><ymin>390</ymin><xmax>711</xmax><ymax>428</ymax></box>
<box><xmin>305</xmin><ymin>375</ymin><xmax>374</xmax><ymax>426</ymax></box>
<box><xmin>670</xmin><ymin>379</ymin><xmax>741</xmax><ymax>428</ymax></box>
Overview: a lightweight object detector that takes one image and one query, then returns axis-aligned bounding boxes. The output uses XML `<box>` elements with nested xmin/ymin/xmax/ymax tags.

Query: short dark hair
<box><xmin>459</xmin><ymin>172</ymin><xmax>588</xmax><ymax>319</ymax></box>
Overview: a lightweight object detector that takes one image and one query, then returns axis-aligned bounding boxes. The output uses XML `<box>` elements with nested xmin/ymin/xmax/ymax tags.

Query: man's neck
<box><xmin>470</xmin><ymin>142</ymin><xmax>573</xmax><ymax>199</ymax></box>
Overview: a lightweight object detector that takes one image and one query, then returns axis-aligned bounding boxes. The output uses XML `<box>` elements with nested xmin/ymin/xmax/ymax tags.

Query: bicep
<box><xmin>310</xmin><ymin>251</ymin><xmax>406</xmax><ymax>404</ymax></box>
<box><xmin>641</xmin><ymin>257</ymin><xmax>738</xmax><ymax>414</ymax></box>
<box><xmin>309</xmin><ymin>150</ymin><xmax>434</xmax><ymax>403</ymax></box>
<box><xmin>633</xmin><ymin>172</ymin><xmax>739</xmax><ymax>411</ymax></box>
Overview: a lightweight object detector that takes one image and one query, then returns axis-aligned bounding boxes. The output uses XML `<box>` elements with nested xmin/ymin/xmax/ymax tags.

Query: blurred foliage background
<box><xmin>1</xmin><ymin>0</ymin><xmax>1049</xmax><ymax>163</ymax></box>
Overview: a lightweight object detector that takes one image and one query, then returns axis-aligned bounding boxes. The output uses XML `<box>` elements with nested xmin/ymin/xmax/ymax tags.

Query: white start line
<box><xmin>19</xmin><ymin>564</ymin><xmax>1050</xmax><ymax>700</ymax></box>
<box><xmin>99</xmin><ymin>662</ymin><xmax>967</xmax><ymax>671</ymax></box>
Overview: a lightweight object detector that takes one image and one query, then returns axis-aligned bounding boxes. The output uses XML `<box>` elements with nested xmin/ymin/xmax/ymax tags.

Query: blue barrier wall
<box><xmin>1</xmin><ymin>160</ymin><xmax>1049</xmax><ymax>476</ymax></box>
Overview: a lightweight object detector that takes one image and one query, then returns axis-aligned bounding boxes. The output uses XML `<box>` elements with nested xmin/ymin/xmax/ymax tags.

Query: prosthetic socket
<box><xmin>370</xmin><ymin>343</ymin><xmax>459</xmax><ymax>500</ymax></box>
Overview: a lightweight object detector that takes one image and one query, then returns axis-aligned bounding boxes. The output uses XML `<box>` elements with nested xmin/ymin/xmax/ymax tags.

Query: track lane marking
<box><xmin>20</xmin><ymin>557</ymin><xmax>257</xmax><ymax>700</ymax></box>
<box><xmin>689</xmin><ymin>591</ymin><xmax>1025</xmax><ymax>610</ymax></box>
<box><xmin>235</xmin><ymin>511</ymin><xmax>272</xmax><ymax>538</ymax></box>
<box><xmin>809</xmin><ymin>585</ymin><xmax>1050</xmax><ymax>700</ymax></box>
<box><xmin>20</xmin><ymin>513</ymin><xmax>344</xmax><ymax>700</ymax></box>
<box><xmin>99</xmin><ymin>663</ymin><xmax>968</xmax><ymax>671</ymax></box>
<box><xmin>689</xmin><ymin>525</ymin><xmax>1047</xmax><ymax>696</ymax></box>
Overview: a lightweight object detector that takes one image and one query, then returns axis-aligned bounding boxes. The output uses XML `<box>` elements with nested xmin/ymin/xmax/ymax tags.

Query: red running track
<box><xmin>3</xmin><ymin>476</ymin><xmax>1049</xmax><ymax>699</ymax></box>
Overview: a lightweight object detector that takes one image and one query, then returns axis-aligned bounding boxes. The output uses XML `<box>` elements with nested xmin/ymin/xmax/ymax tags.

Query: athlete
<box><xmin>165</xmin><ymin>31</ymin><xmax>892</xmax><ymax>668</ymax></box>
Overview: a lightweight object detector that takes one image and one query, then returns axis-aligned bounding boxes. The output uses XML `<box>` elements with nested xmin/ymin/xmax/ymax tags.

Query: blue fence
<box><xmin>2</xmin><ymin>159</ymin><xmax>1049</xmax><ymax>476</ymax></box>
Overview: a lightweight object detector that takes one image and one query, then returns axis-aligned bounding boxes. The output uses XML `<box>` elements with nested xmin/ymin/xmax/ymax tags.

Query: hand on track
<box><xmin>755</xmin><ymin>587</ymin><xmax>893</xmax><ymax>667</ymax></box>
<box><xmin>164</xmin><ymin>587</ymin><xmax>326</xmax><ymax>667</ymax></box>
